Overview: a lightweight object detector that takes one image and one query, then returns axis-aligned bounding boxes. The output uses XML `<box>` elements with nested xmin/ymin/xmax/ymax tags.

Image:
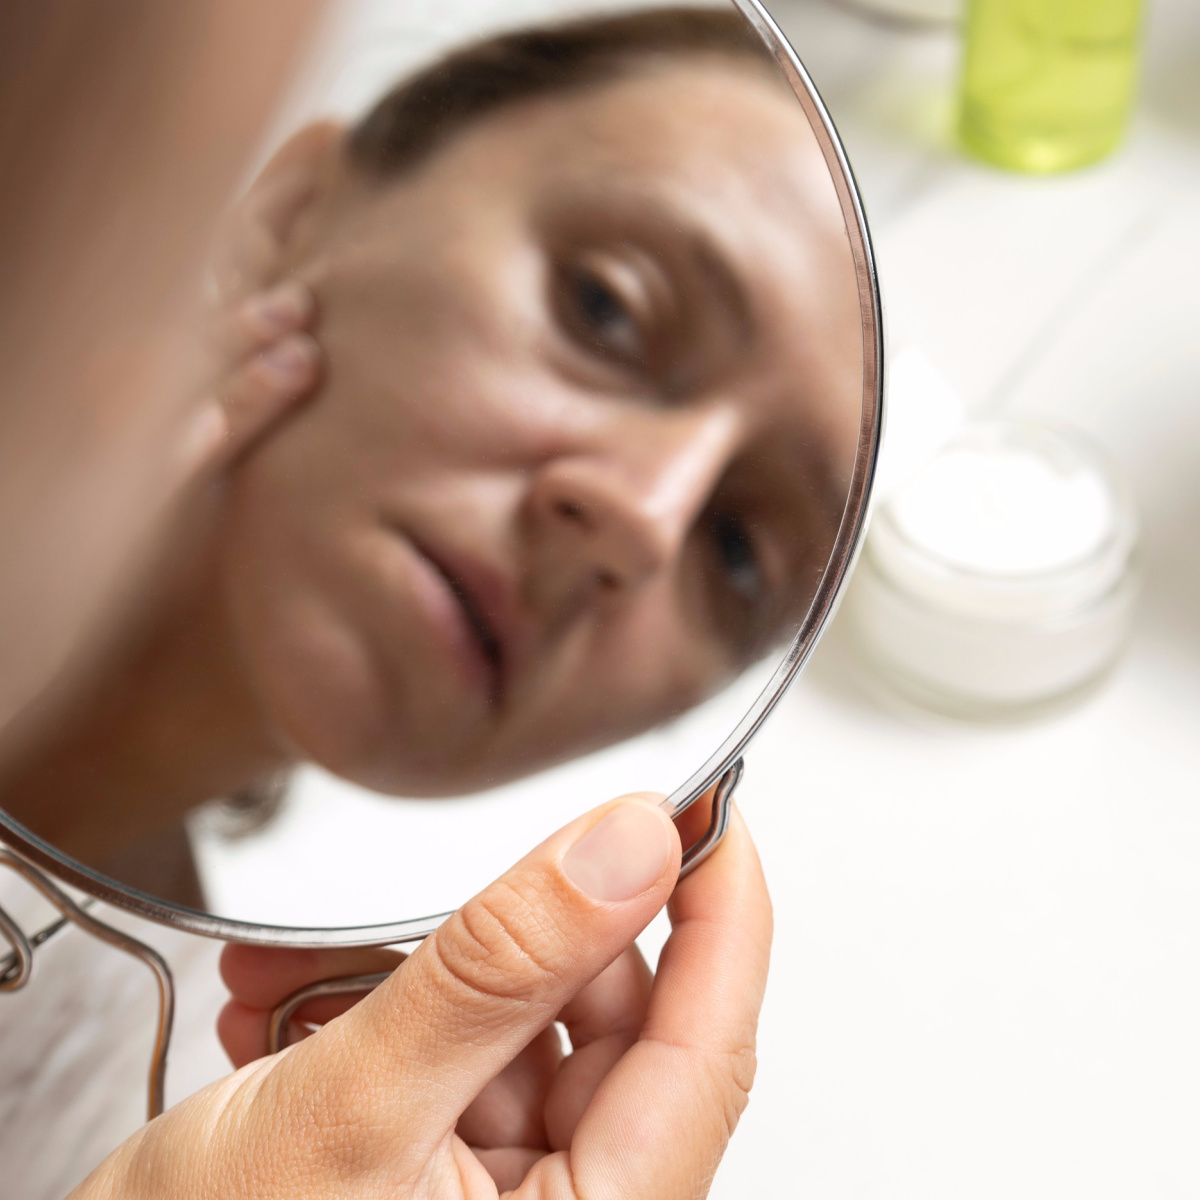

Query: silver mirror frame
<box><xmin>0</xmin><ymin>0</ymin><xmax>883</xmax><ymax>949</ymax></box>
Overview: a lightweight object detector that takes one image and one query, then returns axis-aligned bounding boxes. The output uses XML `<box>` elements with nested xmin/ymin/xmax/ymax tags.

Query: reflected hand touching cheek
<box><xmin>220</xmin><ymin>52</ymin><xmax>861</xmax><ymax>795</ymax></box>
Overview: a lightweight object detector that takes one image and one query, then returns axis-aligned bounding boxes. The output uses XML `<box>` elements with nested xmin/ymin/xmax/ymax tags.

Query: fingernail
<box><xmin>244</xmin><ymin>281</ymin><xmax>312</xmax><ymax>332</ymax></box>
<box><xmin>258</xmin><ymin>333</ymin><xmax>318</xmax><ymax>384</ymax></box>
<box><xmin>563</xmin><ymin>803</ymin><xmax>673</xmax><ymax>902</ymax></box>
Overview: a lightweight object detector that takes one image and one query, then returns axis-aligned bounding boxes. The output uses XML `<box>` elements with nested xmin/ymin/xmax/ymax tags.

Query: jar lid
<box><xmin>867</xmin><ymin>420</ymin><xmax>1137</xmax><ymax>621</ymax></box>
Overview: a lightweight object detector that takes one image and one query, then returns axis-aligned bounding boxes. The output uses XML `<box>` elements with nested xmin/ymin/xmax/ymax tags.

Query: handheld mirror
<box><xmin>0</xmin><ymin>1</ymin><xmax>880</xmax><ymax>953</ymax></box>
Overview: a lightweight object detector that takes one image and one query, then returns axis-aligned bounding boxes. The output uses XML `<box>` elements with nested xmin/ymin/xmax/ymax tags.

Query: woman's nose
<box><xmin>527</xmin><ymin>405</ymin><xmax>740</xmax><ymax>595</ymax></box>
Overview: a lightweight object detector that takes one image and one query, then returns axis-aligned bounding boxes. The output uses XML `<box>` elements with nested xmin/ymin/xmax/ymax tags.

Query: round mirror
<box><xmin>0</xmin><ymin>0</ymin><xmax>880</xmax><ymax>945</ymax></box>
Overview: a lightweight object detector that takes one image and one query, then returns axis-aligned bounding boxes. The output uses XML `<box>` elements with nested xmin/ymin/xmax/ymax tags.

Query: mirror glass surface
<box><xmin>0</xmin><ymin>0</ymin><xmax>874</xmax><ymax>936</ymax></box>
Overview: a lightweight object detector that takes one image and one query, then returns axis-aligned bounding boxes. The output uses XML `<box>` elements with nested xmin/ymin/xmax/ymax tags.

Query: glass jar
<box><xmin>847</xmin><ymin>420</ymin><xmax>1139</xmax><ymax>721</ymax></box>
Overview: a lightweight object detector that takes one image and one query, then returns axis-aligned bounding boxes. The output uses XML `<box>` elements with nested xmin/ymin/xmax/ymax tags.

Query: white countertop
<box><xmin>3</xmin><ymin>2</ymin><xmax>1198</xmax><ymax>1196</ymax></box>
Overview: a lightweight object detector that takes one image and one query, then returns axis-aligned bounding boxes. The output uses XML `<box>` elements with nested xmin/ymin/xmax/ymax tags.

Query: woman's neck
<box><xmin>0</xmin><ymin>495</ymin><xmax>289</xmax><ymax>869</ymax></box>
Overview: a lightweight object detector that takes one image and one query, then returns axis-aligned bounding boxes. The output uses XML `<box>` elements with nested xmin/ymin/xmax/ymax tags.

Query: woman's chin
<box><xmin>279</xmin><ymin>701</ymin><xmax>553</xmax><ymax>798</ymax></box>
<box><xmin>266</xmin><ymin>681</ymin><xmax>489</xmax><ymax>797</ymax></box>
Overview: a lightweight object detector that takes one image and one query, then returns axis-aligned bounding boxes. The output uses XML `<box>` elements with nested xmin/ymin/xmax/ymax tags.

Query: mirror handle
<box><xmin>676</xmin><ymin>757</ymin><xmax>742</xmax><ymax>879</ymax></box>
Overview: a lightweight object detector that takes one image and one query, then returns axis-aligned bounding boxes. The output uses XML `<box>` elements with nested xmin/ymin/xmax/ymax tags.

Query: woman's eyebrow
<box><xmin>638</xmin><ymin>198</ymin><xmax>756</xmax><ymax>354</ymax></box>
<box><xmin>675</xmin><ymin>220</ymin><xmax>754</xmax><ymax>345</ymax></box>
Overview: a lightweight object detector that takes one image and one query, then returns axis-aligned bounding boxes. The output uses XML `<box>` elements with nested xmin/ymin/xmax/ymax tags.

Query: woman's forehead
<box><xmin>346</xmin><ymin>55</ymin><xmax>838</xmax><ymax>261</ymax></box>
<box><xmin>386</xmin><ymin>54</ymin><xmax>823</xmax><ymax>199</ymax></box>
<box><xmin>517</xmin><ymin>58</ymin><xmax>822</xmax><ymax>183</ymax></box>
<box><xmin>395</xmin><ymin>61</ymin><xmax>847</xmax><ymax>304</ymax></box>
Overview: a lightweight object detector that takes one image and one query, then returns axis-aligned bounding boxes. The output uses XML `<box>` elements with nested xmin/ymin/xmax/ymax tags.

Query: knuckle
<box><xmin>431</xmin><ymin>880</ymin><xmax>565</xmax><ymax>1014</ymax></box>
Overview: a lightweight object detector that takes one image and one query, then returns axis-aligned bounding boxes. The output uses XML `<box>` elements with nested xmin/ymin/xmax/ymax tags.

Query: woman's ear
<box><xmin>210</xmin><ymin>119</ymin><xmax>346</xmax><ymax>304</ymax></box>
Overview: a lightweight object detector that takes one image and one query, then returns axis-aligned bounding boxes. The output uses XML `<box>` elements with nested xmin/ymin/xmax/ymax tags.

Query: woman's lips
<box><xmin>398</xmin><ymin>531</ymin><xmax>514</xmax><ymax>707</ymax></box>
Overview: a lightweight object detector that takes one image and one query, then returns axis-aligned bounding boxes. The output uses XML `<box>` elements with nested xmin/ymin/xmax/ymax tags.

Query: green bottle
<box><xmin>959</xmin><ymin>0</ymin><xmax>1145</xmax><ymax>174</ymax></box>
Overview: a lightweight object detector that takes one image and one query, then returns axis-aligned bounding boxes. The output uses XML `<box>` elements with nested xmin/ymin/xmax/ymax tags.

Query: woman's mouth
<box><xmin>401</xmin><ymin>532</ymin><xmax>511</xmax><ymax>708</ymax></box>
<box><xmin>442</xmin><ymin>572</ymin><xmax>503</xmax><ymax>672</ymax></box>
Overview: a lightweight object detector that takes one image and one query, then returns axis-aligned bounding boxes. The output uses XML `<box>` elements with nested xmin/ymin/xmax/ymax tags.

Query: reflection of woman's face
<box><xmin>219</xmin><ymin>58</ymin><xmax>862</xmax><ymax>794</ymax></box>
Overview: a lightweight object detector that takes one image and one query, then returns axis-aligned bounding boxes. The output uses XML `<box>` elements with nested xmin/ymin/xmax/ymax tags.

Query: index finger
<box><xmin>527</xmin><ymin>803</ymin><xmax>772</xmax><ymax>1199</ymax></box>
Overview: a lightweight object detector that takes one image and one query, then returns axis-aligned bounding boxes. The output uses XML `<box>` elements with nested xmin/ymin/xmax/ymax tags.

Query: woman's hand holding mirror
<box><xmin>73</xmin><ymin>796</ymin><xmax>770</xmax><ymax>1199</ymax></box>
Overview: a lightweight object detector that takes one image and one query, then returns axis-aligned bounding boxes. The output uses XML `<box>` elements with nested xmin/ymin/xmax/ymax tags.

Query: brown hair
<box><xmin>348</xmin><ymin>6</ymin><xmax>780</xmax><ymax>178</ymax></box>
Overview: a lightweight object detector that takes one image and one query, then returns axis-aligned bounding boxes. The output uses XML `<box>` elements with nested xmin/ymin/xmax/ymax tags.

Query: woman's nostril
<box><xmin>554</xmin><ymin>499</ymin><xmax>587</xmax><ymax>524</ymax></box>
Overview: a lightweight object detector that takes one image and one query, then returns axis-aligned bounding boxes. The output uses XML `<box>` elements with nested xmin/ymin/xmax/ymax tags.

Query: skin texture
<box><xmin>72</xmin><ymin>797</ymin><xmax>773</xmax><ymax>1200</ymax></box>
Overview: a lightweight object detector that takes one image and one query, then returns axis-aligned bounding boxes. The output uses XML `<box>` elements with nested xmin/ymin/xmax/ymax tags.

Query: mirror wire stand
<box><xmin>0</xmin><ymin>759</ymin><xmax>742</xmax><ymax>1117</ymax></box>
<box><xmin>0</xmin><ymin>847</ymin><xmax>175</xmax><ymax>1120</ymax></box>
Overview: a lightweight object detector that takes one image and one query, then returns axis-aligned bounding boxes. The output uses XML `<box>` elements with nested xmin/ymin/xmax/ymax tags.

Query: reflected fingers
<box><xmin>216</xmin><ymin>330</ymin><xmax>320</xmax><ymax>458</ymax></box>
<box><xmin>212</xmin><ymin>279</ymin><xmax>315</xmax><ymax>361</ymax></box>
<box><xmin>179</xmin><ymin>278</ymin><xmax>319</xmax><ymax>478</ymax></box>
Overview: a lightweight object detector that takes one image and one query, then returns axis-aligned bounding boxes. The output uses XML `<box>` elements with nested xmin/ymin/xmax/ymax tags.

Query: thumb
<box><xmin>264</xmin><ymin>794</ymin><xmax>680</xmax><ymax>1166</ymax></box>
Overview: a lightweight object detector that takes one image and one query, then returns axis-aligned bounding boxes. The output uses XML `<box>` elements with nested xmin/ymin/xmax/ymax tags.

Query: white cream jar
<box><xmin>848</xmin><ymin>419</ymin><xmax>1139</xmax><ymax>720</ymax></box>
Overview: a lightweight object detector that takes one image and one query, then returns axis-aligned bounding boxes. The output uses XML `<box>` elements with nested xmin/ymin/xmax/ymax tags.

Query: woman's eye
<box><xmin>566</xmin><ymin>267</ymin><xmax>644</xmax><ymax>363</ymax></box>
<box><xmin>708</xmin><ymin>509</ymin><xmax>763</xmax><ymax>604</ymax></box>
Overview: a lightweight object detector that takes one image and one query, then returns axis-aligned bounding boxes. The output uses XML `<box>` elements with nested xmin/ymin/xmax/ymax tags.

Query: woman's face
<box><xmin>219</xmin><ymin>57</ymin><xmax>863</xmax><ymax>794</ymax></box>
